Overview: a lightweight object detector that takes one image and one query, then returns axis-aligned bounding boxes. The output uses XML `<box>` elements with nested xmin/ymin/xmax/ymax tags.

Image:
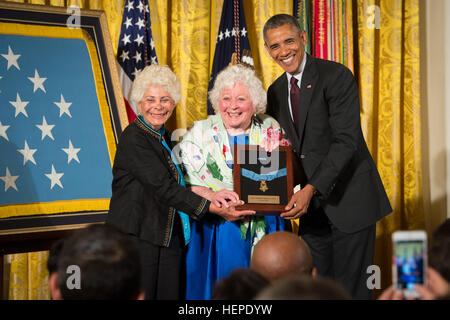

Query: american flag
<box><xmin>117</xmin><ymin>0</ymin><xmax>158</xmax><ymax>124</ymax></box>
<box><xmin>0</xmin><ymin>31</ymin><xmax>113</xmax><ymax>218</ymax></box>
<box><xmin>207</xmin><ymin>0</ymin><xmax>253</xmax><ymax>115</ymax></box>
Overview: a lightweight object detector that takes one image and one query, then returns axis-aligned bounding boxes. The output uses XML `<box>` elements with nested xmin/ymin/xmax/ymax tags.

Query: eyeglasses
<box><xmin>142</xmin><ymin>96</ymin><xmax>173</xmax><ymax>107</ymax></box>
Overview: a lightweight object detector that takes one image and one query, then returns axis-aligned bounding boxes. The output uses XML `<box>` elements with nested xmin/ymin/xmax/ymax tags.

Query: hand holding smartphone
<box><xmin>392</xmin><ymin>230</ymin><xmax>427</xmax><ymax>299</ymax></box>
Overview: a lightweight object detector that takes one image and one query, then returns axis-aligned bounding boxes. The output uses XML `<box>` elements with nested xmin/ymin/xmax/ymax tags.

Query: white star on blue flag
<box><xmin>207</xmin><ymin>0</ymin><xmax>253</xmax><ymax>115</ymax></box>
<box><xmin>117</xmin><ymin>0</ymin><xmax>158</xmax><ymax>82</ymax></box>
<box><xmin>0</xmin><ymin>34</ymin><xmax>113</xmax><ymax>208</ymax></box>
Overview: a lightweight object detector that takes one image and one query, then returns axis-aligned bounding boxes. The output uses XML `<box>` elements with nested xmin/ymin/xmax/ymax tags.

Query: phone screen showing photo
<box><xmin>394</xmin><ymin>241</ymin><xmax>426</xmax><ymax>290</ymax></box>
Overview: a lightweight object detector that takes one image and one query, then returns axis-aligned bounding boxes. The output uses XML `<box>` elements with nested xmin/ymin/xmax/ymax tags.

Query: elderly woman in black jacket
<box><xmin>107</xmin><ymin>64</ymin><xmax>253</xmax><ymax>300</ymax></box>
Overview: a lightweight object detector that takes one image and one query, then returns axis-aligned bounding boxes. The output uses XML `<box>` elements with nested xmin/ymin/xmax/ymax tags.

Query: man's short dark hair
<box><xmin>255</xmin><ymin>275</ymin><xmax>352</xmax><ymax>300</ymax></box>
<box><xmin>263</xmin><ymin>14</ymin><xmax>302</xmax><ymax>42</ymax></box>
<box><xmin>212</xmin><ymin>268</ymin><xmax>269</xmax><ymax>300</ymax></box>
<box><xmin>47</xmin><ymin>238</ymin><xmax>64</xmax><ymax>275</ymax></box>
<box><xmin>56</xmin><ymin>224</ymin><xmax>141</xmax><ymax>300</ymax></box>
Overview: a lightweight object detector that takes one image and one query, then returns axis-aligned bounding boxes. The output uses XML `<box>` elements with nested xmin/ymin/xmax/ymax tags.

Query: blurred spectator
<box><xmin>48</xmin><ymin>224</ymin><xmax>144</xmax><ymax>300</ymax></box>
<box><xmin>429</xmin><ymin>218</ymin><xmax>450</xmax><ymax>282</ymax></box>
<box><xmin>212</xmin><ymin>268</ymin><xmax>270</xmax><ymax>300</ymax></box>
<box><xmin>379</xmin><ymin>267</ymin><xmax>449</xmax><ymax>300</ymax></box>
<box><xmin>415</xmin><ymin>267</ymin><xmax>450</xmax><ymax>299</ymax></box>
<box><xmin>47</xmin><ymin>238</ymin><xmax>64</xmax><ymax>275</ymax></box>
<box><xmin>437</xmin><ymin>291</ymin><xmax>450</xmax><ymax>300</ymax></box>
<box><xmin>255</xmin><ymin>275</ymin><xmax>351</xmax><ymax>300</ymax></box>
<box><xmin>250</xmin><ymin>231</ymin><xmax>316</xmax><ymax>282</ymax></box>
<box><xmin>379</xmin><ymin>219</ymin><xmax>450</xmax><ymax>300</ymax></box>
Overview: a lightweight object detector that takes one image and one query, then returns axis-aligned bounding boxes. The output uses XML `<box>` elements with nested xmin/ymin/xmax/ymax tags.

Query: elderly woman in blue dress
<box><xmin>178</xmin><ymin>64</ymin><xmax>290</xmax><ymax>300</ymax></box>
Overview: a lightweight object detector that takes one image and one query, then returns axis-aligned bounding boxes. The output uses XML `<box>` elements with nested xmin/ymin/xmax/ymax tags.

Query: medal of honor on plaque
<box><xmin>233</xmin><ymin>145</ymin><xmax>294</xmax><ymax>214</ymax></box>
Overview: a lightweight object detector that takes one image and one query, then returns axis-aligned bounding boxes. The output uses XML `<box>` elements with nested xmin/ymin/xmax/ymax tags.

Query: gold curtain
<box><xmin>4</xmin><ymin>0</ymin><xmax>424</xmax><ymax>299</ymax></box>
<box><xmin>355</xmin><ymin>0</ymin><xmax>424</xmax><ymax>296</ymax></box>
<box><xmin>8</xmin><ymin>251</ymin><xmax>50</xmax><ymax>300</ymax></box>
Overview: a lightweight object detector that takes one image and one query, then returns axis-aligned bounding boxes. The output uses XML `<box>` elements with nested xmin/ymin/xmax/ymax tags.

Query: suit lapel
<box><xmin>296</xmin><ymin>54</ymin><xmax>318</xmax><ymax>149</ymax></box>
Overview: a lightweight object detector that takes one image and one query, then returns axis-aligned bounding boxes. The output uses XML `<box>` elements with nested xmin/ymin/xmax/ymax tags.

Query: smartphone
<box><xmin>392</xmin><ymin>230</ymin><xmax>427</xmax><ymax>298</ymax></box>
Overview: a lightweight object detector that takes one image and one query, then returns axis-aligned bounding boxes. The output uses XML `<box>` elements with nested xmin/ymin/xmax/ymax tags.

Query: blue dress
<box><xmin>184</xmin><ymin>134</ymin><xmax>286</xmax><ymax>300</ymax></box>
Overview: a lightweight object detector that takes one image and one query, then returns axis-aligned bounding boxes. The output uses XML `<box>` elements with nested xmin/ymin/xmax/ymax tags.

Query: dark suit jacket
<box><xmin>266</xmin><ymin>54</ymin><xmax>392</xmax><ymax>233</ymax></box>
<box><xmin>107</xmin><ymin>117</ymin><xmax>210</xmax><ymax>247</ymax></box>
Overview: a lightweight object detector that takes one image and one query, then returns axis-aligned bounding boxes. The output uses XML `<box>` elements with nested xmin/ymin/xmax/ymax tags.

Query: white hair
<box><xmin>130</xmin><ymin>64</ymin><xmax>181</xmax><ymax>104</ymax></box>
<box><xmin>208</xmin><ymin>64</ymin><xmax>267</xmax><ymax>114</ymax></box>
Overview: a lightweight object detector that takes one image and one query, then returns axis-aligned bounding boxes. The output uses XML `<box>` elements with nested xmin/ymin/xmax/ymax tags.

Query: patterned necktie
<box><xmin>290</xmin><ymin>76</ymin><xmax>300</xmax><ymax>130</ymax></box>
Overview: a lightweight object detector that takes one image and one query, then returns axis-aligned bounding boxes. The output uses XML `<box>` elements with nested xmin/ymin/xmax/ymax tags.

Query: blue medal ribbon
<box><xmin>241</xmin><ymin>167</ymin><xmax>287</xmax><ymax>182</ymax></box>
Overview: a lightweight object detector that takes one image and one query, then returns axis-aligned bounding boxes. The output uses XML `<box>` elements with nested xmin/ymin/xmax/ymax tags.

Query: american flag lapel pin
<box><xmin>307</xmin><ymin>84</ymin><xmax>312</xmax><ymax>89</ymax></box>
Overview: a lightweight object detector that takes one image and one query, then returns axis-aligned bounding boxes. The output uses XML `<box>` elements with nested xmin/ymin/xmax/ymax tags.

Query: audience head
<box><xmin>47</xmin><ymin>238</ymin><xmax>64</xmax><ymax>275</ymax></box>
<box><xmin>255</xmin><ymin>275</ymin><xmax>352</xmax><ymax>300</ymax></box>
<box><xmin>250</xmin><ymin>231</ymin><xmax>315</xmax><ymax>283</ymax></box>
<box><xmin>48</xmin><ymin>224</ymin><xmax>143</xmax><ymax>300</ymax></box>
<box><xmin>212</xmin><ymin>268</ymin><xmax>270</xmax><ymax>300</ymax></box>
<box><xmin>429</xmin><ymin>218</ymin><xmax>450</xmax><ymax>282</ymax></box>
